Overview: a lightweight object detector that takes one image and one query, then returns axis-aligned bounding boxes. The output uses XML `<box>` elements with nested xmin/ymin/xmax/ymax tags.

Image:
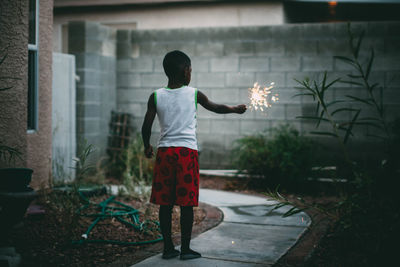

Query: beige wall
<box><xmin>27</xmin><ymin>0</ymin><xmax>54</xmax><ymax>188</ymax></box>
<box><xmin>0</xmin><ymin>0</ymin><xmax>54</xmax><ymax>189</ymax></box>
<box><xmin>53</xmin><ymin>2</ymin><xmax>284</xmax><ymax>52</ymax></box>
<box><xmin>0</xmin><ymin>0</ymin><xmax>29</xmax><ymax>168</ymax></box>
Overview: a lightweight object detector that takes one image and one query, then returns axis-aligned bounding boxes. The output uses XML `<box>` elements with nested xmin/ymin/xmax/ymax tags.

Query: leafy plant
<box><xmin>121</xmin><ymin>134</ymin><xmax>154</xmax><ymax>192</ymax></box>
<box><xmin>232</xmin><ymin>124</ymin><xmax>316</xmax><ymax>189</ymax></box>
<box><xmin>266</xmin><ymin>23</ymin><xmax>400</xmax><ymax>265</ymax></box>
<box><xmin>72</xmin><ymin>139</ymin><xmax>96</xmax><ymax>184</ymax></box>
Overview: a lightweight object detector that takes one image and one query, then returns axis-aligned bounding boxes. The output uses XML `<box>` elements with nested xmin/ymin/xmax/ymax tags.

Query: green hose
<box><xmin>72</xmin><ymin>192</ymin><xmax>163</xmax><ymax>245</ymax></box>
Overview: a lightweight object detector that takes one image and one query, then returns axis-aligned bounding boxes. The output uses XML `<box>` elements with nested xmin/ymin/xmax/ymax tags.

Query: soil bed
<box><xmin>3</xmin><ymin>191</ymin><xmax>211</xmax><ymax>267</ymax></box>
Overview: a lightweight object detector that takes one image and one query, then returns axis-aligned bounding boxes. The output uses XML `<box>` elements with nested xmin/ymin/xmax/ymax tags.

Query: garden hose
<box><xmin>72</xmin><ymin>192</ymin><xmax>163</xmax><ymax>245</ymax></box>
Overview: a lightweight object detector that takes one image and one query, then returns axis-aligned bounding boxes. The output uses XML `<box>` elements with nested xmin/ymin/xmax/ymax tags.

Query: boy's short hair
<box><xmin>163</xmin><ymin>50</ymin><xmax>191</xmax><ymax>81</ymax></box>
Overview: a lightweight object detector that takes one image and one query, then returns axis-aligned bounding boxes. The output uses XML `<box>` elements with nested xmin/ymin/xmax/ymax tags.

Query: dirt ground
<box><xmin>3</xmin><ymin>176</ymin><xmax>336</xmax><ymax>266</ymax></box>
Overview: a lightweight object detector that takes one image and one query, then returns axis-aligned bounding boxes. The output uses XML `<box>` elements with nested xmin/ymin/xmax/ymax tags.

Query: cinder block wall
<box><xmin>116</xmin><ymin>21</ymin><xmax>400</xmax><ymax>168</ymax></box>
<box><xmin>68</xmin><ymin>21</ymin><xmax>117</xmax><ymax>159</ymax></box>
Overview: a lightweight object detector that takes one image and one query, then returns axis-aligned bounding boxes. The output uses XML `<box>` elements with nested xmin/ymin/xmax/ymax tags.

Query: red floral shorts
<box><xmin>150</xmin><ymin>147</ymin><xmax>199</xmax><ymax>207</ymax></box>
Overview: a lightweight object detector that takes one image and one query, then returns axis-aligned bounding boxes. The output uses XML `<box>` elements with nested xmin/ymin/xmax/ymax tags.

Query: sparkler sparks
<box><xmin>248</xmin><ymin>82</ymin><xmax>278</xmax><ymax>112</ymax></box>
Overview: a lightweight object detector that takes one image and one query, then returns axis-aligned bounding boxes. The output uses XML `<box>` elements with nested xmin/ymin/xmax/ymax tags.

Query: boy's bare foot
<box><xmin>180</xmin><ymin>249</ymin><xmax>201</xmax><ymax>260</ymax></box>
<box><xmin>162</xmin><ymin>248</ymin><xmax>180</xmax><ymax>259</ymax></box>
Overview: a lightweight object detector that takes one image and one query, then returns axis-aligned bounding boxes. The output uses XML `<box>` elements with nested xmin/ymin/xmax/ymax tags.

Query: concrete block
<box><xmin>197</xmin><ymin>133</ymin><xmax>225</xmax><ymax>150</ymax></box>
<box><xmin>286</xmin><ymin>72</ymin><xmax>321</xmax><ymax>88</ymax></box>
<box><xmin>255</xmin><ymin>72</ymin><xmax>285</xmax><ymax>88</ymax></box>
<box><xmin>197</xmin><ymin>118</ymin><xmax>211</xmax><ymax>134</ymax></box>
<box><xmin>139</xmin><ymin>42</ymin><xmax>170</xmax><ymax>57</ymax></box>
<box><xmin>211</xmin><ymin>57</ymin><xmax>239</xmax><ymax>72</ymax></box>
<box><xmin>152</xmin><ymin>57</ymin><xmax>164</xmax><ymax>73</ymax></box>
<box><xmin>385</xmin><ymin>21</ymin><xmax>400</xmax><ymax>36</ymax></box>
<box><xmin>77</xmin><ymin>70</ymin><xmax>101</xmax><ymax>87</ymax></box>
<box><xmin>223</xmin><ymin>134</ymin><xmax>242</xmax><ymax>151</ymax></box>
<box><xmin>285</xmin><ymin>104</ymin><xmax>303</xmax><ymax>120</ymax></box>
<box><xmin>167</xmin><ymin>42</ymin><xmax>196</xmax><ymax>56</ymax></box>
<box><xmin>117</xmin><ymin>103</ymin><xmax>143</xmax><ymax>117</ymax></box>
<box><xmin>358</xmin><ymin>38</ymin><xmax>384</xmax><ymax>56</ymax></box>
<box><xmin>385</xmin><ymin>38</ymin><xmax>400</xmax><ymax>55</ymax></box>
<box><xmin>195</xmin><ymin>43</ymin><xmax>224</xmax><ymax>57</ymax></box>
<box><xmin>240</xmin><ymin>57</ymin><xmax>269</xmax><ymax>72</ymax></box>
<box><xmin>117</xmin><ymin>29</ymin><xmax>130</xmax><ymax>43</ymax></box>
<box><xmin>196</xmin><ymin>73</ymin><xmax>225</xmax><ymax>87</ymax></box>
<box><xmin>140</xmin><ymin>73</ymin><xmax>167</xmax><ymax>88</ymax></box>
<box><xmin>254</xmin><ymin>41</ymin><xmax>285</xmax><ymax>55</ymax></box>
<box><xmin>84</xmin><ymin>39</ymin><xmax>103</xmax><ymax>54</ymax></box>
<box><xmin>117</xmin><ymin>43</ymin><xmax>132</xmax><ymax>59</ymax></box>
<box><xmin>302</xmin><ymin>57</ymin><xmax>333</xmax><ymax>72</ymax></box>
<box><xmin>210</xmin><ymin>119</ymin><xmax>240</xmax><ymax>134</ymax></box>
<box><xmin>333</xmin><ymin>57</ymin><xmax>354</xmax><ymax>71</ymax></box>
<box><xmin>117</xmin><ymin>59</ymin><xmax>131</xmax><ymax>72</ymax></box>
<box><xmin>224</xmin><ymin>42</ymin><xmax>254</xmax><ymax>55</ymax></box>
<box><xmin>117</xmin><ymin>73</ymin><xmax>141</xmax><ymax>88</ymax></box>
<box><xmin>76</xmin><ymin>118</ymin><xmax>101</xmax><ymax>134</ymax></box>
<box><xmin>75</xmin><ymin>53</ymin><xmax>101</xmax><ymax>69</ymax></box>
<box><xmin>131</xmin><ymin>57</ymin><xmax>153</xmax><ymax>72</ymax></box>
<box><xmin>191</xmin><ymin>57</ymin><xmax>209</xmax><ymax>72</ymax></box>
<box><xmin>239</xmin><ymin>120</ymin><xmax>270</xmax><ymax>135</ymax></box>
<box><xmin>254</xmin><ymin>103</ymin><xmax>285</xmax><ymax>120</ymax></box>
<box><xmin>317</xmin><ymin>39</ymin><xmax>350</xmax><ymax>55</ymax></box>
<box><xmin>271</xmin><ymin>57</ymin><xmax>300</xmax><ymax>72</ymax></box>
<box><xmin>76</xmin><ymin>86</ymin><xmax>101</xmax><ymax>102</ymax></box>
<box><xmin>211</xmin><ymin>88</ymin><xmax>239</xmax><ymax>103</ymax></box>
<box><xmin>76</xmin><ymin>102</ymin><xmax>101</xmax><ymax>119</ymax></box>
<box><xmin>226</xmin><ymin>72</ymin><xmax>255</xmax><ymax>87</ymax></box>
<box><xmin>374</xmin><ymin>56</ymin><xmax>400</xmax><ymax>71</ymax></box>
<box><xmin>273</xmin><ymin>88</ymin><xmax>299</xmax><ymax>104</ymax></box>
<box><xmin>285</xmin><ymin>40</ymin><xmax>317</xmax><ymax>56</ymax></box>
<box><xmin>117</xmin><ymin>89</ymin><xmax>152</xmax><ymax>104</ymax></box>
<box><xmin>385</xmin><ymin>71</ymin><xmax>400</xmax><ymax>88</ymax></box>
<box><xmin>197</xmin><ymin>105</ymin><xmax>224</xmax><ymax>119</ymax></box>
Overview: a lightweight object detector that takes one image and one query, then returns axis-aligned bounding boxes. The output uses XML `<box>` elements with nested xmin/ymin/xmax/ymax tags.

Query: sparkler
<box><xmin>247</xmin><ymin>82</ymin><xmax>278</xmax><ymax>112</ymax></box>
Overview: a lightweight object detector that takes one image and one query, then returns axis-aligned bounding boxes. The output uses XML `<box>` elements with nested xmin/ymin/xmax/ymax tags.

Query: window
<box><xmin>28</xmin><ymin>0</ymin><xmax>39</xmax><ymax>131</ymax></box>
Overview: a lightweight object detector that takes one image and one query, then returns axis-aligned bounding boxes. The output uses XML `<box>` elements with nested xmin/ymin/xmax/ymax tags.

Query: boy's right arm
<box><xmin>141</xmin><ymin>93</ymin><xmax>156</xmax><ymax>158</ymax></box>
<box><xmin>197</xmin><ymin>90</ymin><xmax>246</xmax><ymax>114</ymax></box>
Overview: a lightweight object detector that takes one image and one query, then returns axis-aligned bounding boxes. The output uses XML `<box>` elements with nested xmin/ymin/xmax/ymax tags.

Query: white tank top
<box><xmin>155</xmin><ymin>86</ymin><xmax>198</xmax><ymax>150</ymax></box>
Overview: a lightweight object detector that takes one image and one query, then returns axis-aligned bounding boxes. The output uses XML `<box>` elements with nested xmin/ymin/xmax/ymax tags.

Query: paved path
<box><xmin>132</xmin><ymin>189</ymin><xmax>311</xmax><ymax>266</ymax></box>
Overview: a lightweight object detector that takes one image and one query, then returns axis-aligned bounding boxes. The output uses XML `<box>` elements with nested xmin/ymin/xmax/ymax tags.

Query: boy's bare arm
<box><xmin>141</xmin><ymin>93</ymin><xmax>156</xmax><ymax>158</ymax></box>
<box><xmin>197</xmin><ymin>90</ymin><xmax>246</xmax><ymax>114</ymax></box>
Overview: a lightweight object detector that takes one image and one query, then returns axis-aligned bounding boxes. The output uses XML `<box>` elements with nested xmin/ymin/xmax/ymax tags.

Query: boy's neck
<box><xmin>167</xmin><ymin>81</ymin><xmax>186</xmax><ymax>89</ymax></box>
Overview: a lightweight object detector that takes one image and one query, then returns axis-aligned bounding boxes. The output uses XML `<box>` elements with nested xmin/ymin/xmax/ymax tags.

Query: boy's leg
<box><xmin>159</xmin><ymin>205</ymin><xmax>180</xmax><ymax>259</ymax></box>
<box><xmin>180</xmin><ymin>206</ymin><xmax>201</xmax><ymax>260</ymax></box>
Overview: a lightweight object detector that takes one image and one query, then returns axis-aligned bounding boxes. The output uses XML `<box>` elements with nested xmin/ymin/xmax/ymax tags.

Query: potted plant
<box><xmin>0</xmin><ymin>47</ymin><xmax>37</xmax><ymax>233</ymax></box>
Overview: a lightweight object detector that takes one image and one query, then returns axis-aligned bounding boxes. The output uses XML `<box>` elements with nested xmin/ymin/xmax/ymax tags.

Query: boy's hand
<box><xmin>234</xmin><ymin>104</ymin><xmax>247</xmax><ymax>114</ymax></box>
<box><xmin>144</xmin><ymin>145</ymin><xmax>154</xmax><ymax>158</ymax></box>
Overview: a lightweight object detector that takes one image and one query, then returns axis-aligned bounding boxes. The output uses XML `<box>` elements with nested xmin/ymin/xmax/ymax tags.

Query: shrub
<box><xmin>232</xmin><ymin>124</ymin><xmax>316</xmax><ymax>189</ymax></box>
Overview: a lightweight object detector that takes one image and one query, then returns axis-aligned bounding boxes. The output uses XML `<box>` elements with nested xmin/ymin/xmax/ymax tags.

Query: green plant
<box><xmin>72</xmin><ymin>139</ymin><xmax>96</xmax><ymax>184</ymax></box>
<box><xmin>232</xmin><ymin>124</ymin><xmax>315</xmax><ymax>189</ymax></box>
<box><xmin>107</xmin><ymin>134</ymin><xmax>154</xmax><ymax>197</ymax></box>
<box><xmin>267</xmin><ymin>23</ymin><xmax>400</xmax><ymax>265</ymax></box>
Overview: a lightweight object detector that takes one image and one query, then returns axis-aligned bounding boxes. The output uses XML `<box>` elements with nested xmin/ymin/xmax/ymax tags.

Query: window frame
<box><xmin>27</xmin><ymin>0</ymin><xmax>39</xmax><ymax>133</ymax></box>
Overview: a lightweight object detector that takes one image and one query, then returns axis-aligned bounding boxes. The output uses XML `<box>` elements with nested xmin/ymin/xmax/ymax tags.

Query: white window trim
<box><xmin>27</xmin><ymin>0</ymin><xmax>39</xmax><ymax>133</ymax></box>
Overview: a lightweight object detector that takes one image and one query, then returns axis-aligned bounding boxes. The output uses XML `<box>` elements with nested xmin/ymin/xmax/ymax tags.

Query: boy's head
<box><xmin>163</xmin><ymin>50</ymin><xmax>191</xmax><ymax>85</ymax></box>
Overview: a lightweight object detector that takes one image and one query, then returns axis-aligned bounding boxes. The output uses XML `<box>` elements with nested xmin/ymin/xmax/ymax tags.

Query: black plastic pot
<box><xmin>0</xmin><ymin>168</ymin><xmax>36</xmax><ymax>234</ymax></box>
<box><xmin>0</xmin><ymin>168</ymin><xmax>33</xmax><ymax>192</ymax></box>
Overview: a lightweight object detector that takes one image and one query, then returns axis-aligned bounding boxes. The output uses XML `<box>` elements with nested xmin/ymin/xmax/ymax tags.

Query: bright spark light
<box><xmin>248</xmin><ymin>82</ymin><xmax>278</xmax><ymax>112</ymax></box>
<box><xmin>232</xmin><ymin>241</ymin><xmax>235</xmax><ymax>244</ymax></box>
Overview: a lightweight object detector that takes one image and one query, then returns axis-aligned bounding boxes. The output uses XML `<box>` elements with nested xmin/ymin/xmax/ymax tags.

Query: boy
<box><xmin>141</xmin><ymin>50</ymin><xmax>246</xmax><ymax>260</ymax></box>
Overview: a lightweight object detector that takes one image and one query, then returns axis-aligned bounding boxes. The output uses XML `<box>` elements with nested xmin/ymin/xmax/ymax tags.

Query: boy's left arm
<box><xmin>141</xmin><ymin>93</ymin><xmax>156</xmax><ymax>158</ymax></box>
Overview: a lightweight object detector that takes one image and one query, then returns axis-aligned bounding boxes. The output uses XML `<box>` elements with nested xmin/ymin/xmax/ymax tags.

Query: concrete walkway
<box><xmin>132</xmin><ymin>189</ymin><xmax>311</xmax><ymax>266</ymax></box>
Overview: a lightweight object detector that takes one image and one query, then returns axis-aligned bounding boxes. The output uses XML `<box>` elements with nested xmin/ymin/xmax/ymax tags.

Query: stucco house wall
<box><xmin>0</xmin><ymin>0</ymin><xmax>54</xmax><ymax>189</ymax></box>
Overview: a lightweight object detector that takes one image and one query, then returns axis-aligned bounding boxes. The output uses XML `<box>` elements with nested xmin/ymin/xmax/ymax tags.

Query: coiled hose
<box><xmin>72</xmin><ymin>192</ymin><xmax>163</xmax><ymax>245</ymax></box>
